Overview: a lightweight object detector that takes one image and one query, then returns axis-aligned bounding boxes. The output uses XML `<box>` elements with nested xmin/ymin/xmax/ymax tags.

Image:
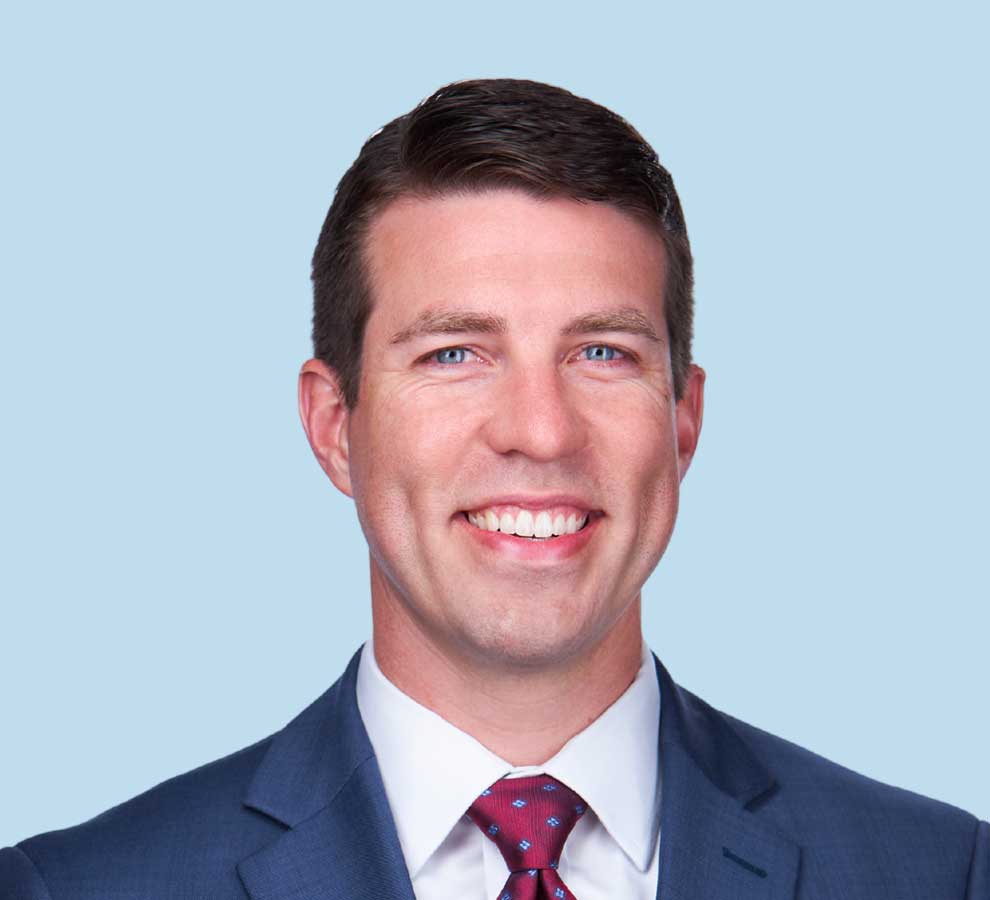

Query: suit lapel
<box><xmin>237</xmin><ymin>646</ymin><xmax>415</xmax><ymax>900</ymax></box>
<box><xmin>236</xmin><ymin>644</ymin><xmax>799</xmax><ymax>900</ymax></box>
<box><xmin>653</xmin><ymin>654</ymin><xmax>801</xmax><ymax>899</ymax></box>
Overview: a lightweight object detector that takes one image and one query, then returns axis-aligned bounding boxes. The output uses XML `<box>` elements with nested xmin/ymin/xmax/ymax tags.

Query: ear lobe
<box><xmin>675</xmin><ymin>364</ymin><xmax>705</xmax><ymax>480</ymax></box>
<box><xmin>297</xmin><ymin>359</ymin><xmax>354</xmax><ymax>497</ymax></box>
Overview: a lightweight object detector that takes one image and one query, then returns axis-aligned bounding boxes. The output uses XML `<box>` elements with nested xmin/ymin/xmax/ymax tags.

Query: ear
<box><xmin>297</xmin><ymin>358</ymin><xmax>354</xmax><ymax>498</ymax></box>
<box><xmin>675</xmin><ymin>363</ymin><xmax>705</xmax><ymax>480</ymax></box>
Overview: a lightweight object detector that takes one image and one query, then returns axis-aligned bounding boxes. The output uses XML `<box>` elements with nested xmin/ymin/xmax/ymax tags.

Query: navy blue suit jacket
<box><xmin>2</xmin><ymin>646</ymin><xmax>987</xmax><ymax>898</ymax></box>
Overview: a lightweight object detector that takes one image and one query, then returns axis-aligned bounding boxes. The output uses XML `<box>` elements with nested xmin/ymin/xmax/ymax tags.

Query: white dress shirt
<box><xmin>355</xmin><ymin>637</ymin><xmax>662</xmax><ymax>900</ymax></box>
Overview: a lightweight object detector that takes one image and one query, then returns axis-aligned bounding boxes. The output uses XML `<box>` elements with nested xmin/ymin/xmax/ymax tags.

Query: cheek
<box><xmin>593</xmin><ymin>387</ymin><xmax>680</xmax><ymax>528</ymax></box>
<box><xmin>356</xmin><ymin>387</ymin><xmax>469</xmax><ymax>518</ymax></box>
<box><xmin>591</xmin><ymin>382</ymin><xmax>677</xmax><ymax>462</ymax></box>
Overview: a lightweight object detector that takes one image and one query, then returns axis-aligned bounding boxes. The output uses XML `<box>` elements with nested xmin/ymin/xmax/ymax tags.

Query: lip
<box><xmin>456</xmin><ymin>510</ymin><xmax>604</xmax><ymax>563</ymax></box>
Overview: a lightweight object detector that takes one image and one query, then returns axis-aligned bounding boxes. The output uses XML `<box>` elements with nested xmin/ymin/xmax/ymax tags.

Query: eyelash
<box><xmin>418</xmin><ymin>343</ymin><xmax>635</xmax><ymax>368</ymax></box>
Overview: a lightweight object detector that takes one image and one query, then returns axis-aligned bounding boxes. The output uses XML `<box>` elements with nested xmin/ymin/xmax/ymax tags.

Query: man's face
<box><xmin>302</xmin><ymin>189</ymin><xmax>704</xmax><ymax>671</ymax></box>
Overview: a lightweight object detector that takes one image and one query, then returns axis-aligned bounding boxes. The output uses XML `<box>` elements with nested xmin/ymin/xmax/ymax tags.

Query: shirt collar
<box><xmin>356</xmin><ymin>637</ymin><xmax>661</xmax><ymax>877</ymax></box>
<box><xmin>541</xmin><ymin>639</ymin><xmax>662</xmax><ymax>870</ymax></box>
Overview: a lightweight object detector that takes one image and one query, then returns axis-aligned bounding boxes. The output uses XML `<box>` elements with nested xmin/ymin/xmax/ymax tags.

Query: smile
<box><xmin>457</xmin><ymin>509</ymin><xmax>603</xmax><ymax>562</ymax></box>
<box><xmin>464</xmin><ymin>505</ymin><xmax>592</xmax><ymax>540</ymax></box>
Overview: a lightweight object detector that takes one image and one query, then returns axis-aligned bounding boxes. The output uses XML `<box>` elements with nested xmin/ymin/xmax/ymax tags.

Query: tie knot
<box><xmin>467</xmin><ymin>774</ymin><xmax>588</xmax><ymax>873</ymax></box>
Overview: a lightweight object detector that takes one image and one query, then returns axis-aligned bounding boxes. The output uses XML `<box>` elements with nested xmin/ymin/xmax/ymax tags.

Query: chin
<box><xmin>450</xmin><ymin>611</ymin><xmax>597</xmax><ymax>670</ymax></box>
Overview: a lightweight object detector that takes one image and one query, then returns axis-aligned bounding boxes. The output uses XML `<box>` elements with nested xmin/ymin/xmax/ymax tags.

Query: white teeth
<box><xmin>467</xmin><ymin>507</ymin><xmax>590</xmax><ymax>537</ymax></box>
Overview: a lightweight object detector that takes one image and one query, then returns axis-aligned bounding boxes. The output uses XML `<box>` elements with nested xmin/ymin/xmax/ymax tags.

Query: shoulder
<box><xmin>0</xmin><ymin>652</ymin><xmax>367</xmax><ymax>900</ymax></box>
<box><xmin>1</xmin><ymin>736</ymin><xmax>281</xmax><ymax>899</ymax></box>
<box><xmin>704</xmin><ymin>694</ymin><xmax>987</xmax><ymax>892</ymax></box>
<box><xmin>724</xmin><ymin>704</ymin><xmax>975</xmax><ymax>826</ymax></box>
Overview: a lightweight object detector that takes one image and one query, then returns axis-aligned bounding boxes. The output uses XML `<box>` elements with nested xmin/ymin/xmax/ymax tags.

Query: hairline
<box><xmin>355</xmin><ymin>182</ymin><xmax>675</xmax><ymax>350</ymax></box>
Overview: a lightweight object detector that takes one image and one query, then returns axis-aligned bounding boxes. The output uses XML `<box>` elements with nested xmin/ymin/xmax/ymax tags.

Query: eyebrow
<box><xmin>388</xmin><ymin>306</ymin><xmax>663</xmax><ymax>346</ymax></box>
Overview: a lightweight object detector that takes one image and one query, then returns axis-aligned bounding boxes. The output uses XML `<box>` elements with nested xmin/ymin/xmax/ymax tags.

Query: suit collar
<box><xmin>240</xmin><ymin>646</ymin><xmax>373</xmax><ymax>828</ymax></box>
<box><xmin>652</xmin><ymin>652</ymin><xmax>802</xmax><ymax>899</ymax></box>
<box><xmin>238</xmin><ymin>646</ymin><xmax>416</xmax><ymax>900</ymax></box>
<box><xmin>652</xmin><ymin>652</ymin><xmax>775</xmax><ymax>807</ymax></box>
<box><xmin>236</xmin><ymin>645</ymin><xmax>799</xmax><ymax>900</ymax></box>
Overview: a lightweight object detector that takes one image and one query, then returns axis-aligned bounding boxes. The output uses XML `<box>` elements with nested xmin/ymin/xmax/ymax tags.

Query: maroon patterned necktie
<box><xmin>467</xmin><ymin>773</ymin><xmax>588</xmax><ymax>900</ymax></box>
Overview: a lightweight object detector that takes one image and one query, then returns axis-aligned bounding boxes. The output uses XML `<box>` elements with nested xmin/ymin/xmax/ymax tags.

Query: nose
<box><xmin>483</xmin><ymin>363</ymin><xmax>590</xmax><ymax>461</ymax></box>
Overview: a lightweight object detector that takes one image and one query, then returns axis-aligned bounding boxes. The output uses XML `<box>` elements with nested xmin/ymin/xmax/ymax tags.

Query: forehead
<box><xmin>362</xmin><ymin>190</ymin><xmax>667</xmax><ymax>330</ymax></box>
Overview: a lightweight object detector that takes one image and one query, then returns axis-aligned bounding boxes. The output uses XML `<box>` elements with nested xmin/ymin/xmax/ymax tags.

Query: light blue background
<box><xmin>1</xmin><ymin>0</ymin><xmax>986</xmax><ymax>846</ymax></box>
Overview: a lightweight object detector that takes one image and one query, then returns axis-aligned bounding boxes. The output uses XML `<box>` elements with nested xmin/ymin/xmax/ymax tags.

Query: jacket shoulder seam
<box><xmin>11</xmin><ymin>844</ymin><xmax>55</xmax><ymax>900</ymax></box>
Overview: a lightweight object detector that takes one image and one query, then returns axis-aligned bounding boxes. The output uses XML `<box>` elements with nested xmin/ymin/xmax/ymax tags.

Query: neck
<box><xmin>371</xmin><ymin>588</ymin><xmax>644</xmax><ymax>766</ymax></box>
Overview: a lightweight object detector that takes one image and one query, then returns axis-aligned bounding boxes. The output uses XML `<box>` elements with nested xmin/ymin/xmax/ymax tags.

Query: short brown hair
<box><xmin>311</xmin><ymin>78</ymin><xmax>693</xmax><ymax>409</ymax></box>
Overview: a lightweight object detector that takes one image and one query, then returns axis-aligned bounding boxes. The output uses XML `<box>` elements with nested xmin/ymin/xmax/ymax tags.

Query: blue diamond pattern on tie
<box><xmin>466</xmin><ymin>773</ymin><xmax>587</xmax><ymax>900</ymax></box>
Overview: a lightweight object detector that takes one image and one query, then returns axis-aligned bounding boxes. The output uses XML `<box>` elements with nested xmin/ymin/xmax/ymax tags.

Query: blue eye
<box><xmin>421</xmin><ymin>344</ymin><xmax>631</xmax><ymax>367</ymax></box>
<box><xmin>432</xmin><ymin>347</ymin><xmax>472</xmax><ymax>365</ymax></box>
<box><xmin>582</xmin><ymin>344</ymin><xmax>626</xmax><ymax>363</ymax></box>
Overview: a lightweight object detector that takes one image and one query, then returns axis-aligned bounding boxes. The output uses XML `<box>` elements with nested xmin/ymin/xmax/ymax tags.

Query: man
<box><xmin>1</xmin><ymin>78</ymin><xmax>985</xmax><ymax>899</ymax></box>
